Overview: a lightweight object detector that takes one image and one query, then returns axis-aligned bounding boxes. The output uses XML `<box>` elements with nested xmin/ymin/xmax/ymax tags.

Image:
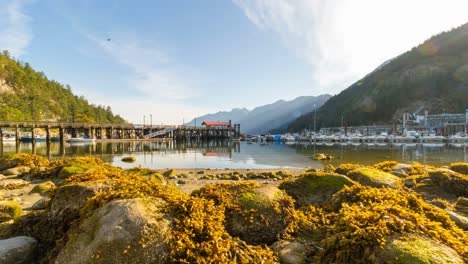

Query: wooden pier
<box><xmin>0</xmin><ymin>121</ymin><xmax>241</xmax><ymax>145</ymax></box>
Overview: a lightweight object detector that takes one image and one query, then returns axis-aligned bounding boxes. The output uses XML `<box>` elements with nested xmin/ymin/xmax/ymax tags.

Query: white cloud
<box><xmin>234</xmin><ymin>0</ymin><xmax>468</xmax><ymax>94</ymax></box>
<box><xmin>92</xmin><ymin>35</ymin><xmax>195</xmax><ymax>100</ymax></box>
<box><xmin>0</xmin><ymin>0</ymin><xmax>32</xmax><ymax>57</ymax></box>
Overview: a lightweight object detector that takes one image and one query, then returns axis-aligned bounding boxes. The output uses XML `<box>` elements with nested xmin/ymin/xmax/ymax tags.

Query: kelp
<box><xmin>287</xmin><ymin>185</ymin><xmax>468</xmax><ymax>263</ymax></box>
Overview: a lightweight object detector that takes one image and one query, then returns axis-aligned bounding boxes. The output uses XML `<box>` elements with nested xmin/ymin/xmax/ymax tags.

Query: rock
<box><xmin>279</xmin><ymin>172</ymin><xmax>354</xmax><ymax>206</ymax></box>
<box><xmin>50</xmin><ymin>181</ymin><xmax>111</xmax><ymax>219</ymax></box>
<box><xmin>379</xmin><ymin>235</ymin><xmax>464</xmax><ymax>264</ymax></box>
<box><xmin>162</xmin><ymin>169</ymin><xmax>177</xmax><ymax>177</ymax></box>
<box><xmin>272</xmin><ymin>241</ymin><xmax>306</xmax><ymax>264</ymax></box>
<box><xmin>0</xmin><ymin>174</ymin><xmax>5</xmax><ymax>180</ymax></box>
<box><xmin>121</xmin><ymin>156</ymin><xmax>136</xmax><ymax>163</ymax></box>
<box><xmin>29</xmin><ymin>181</ymin><xmax>56</xmax><ymax>196</ymax></box>
<box><xmin>455</xmin><ymin>197</ymin><xmax>468</xmax><ymax>214</ymax></box>
<box><xmin>177</xmin><ymin>179</ymin><xmax>186</xmax><ymax>184</ymax></box>
<box><xmin>0</xmin><ymin>159</ymin><xmax>19</xmax><ymax>171</ymax></box>
<box><xmin>31</xmin><ymin>197</ymin><xmax>51</xmax><ymax>210</ymax></box>
<box><xmin>1</xmin><ymin>166</ymin><xmax>30</xmax><ymax>176</ymax></box>
<box><xmin>0</xmin><ymin>236</ymin><xmax>38</xmax><ymax>264</ymax></box>
<box><xmin>391</xmin><ymin>163</ymin><xmax>413</xmax><ymax>177</ymax></box>
<box><xmin>0</xmin><ymin>179</ymin><xmax>29</xmax><ymax>190</ymax></box>
<box><xmin>347</xmin><ymin>167</ymin><xmax>402</xmax><ymax>189</ymax></box>
<box><xmin>231</xmin><ymin>186</ymin><xmax>295</xmax><ymax>245</ymax></box>
<box><xmin>0</xmin><ymin>201</ymin><xmax>22</xmax><ymax>222</ymax></box>
<box><xmin>55</xmin><ymin>198</ymin><xmax>170</xmax><ymax>264</ymax></box>
<box><xmin>429</xmin><ymin>168</ymin><xmax>468</xmax><ymax>197</ymax></box>
<box><xmin>196</xmin><ymin>170</ymin><xmax>205</xmax><ymax>174</ymax></box>
<box><xmin>312</xmin><ymin>153</ymin><xmax>334</xmax><ymax>161</ymax></box>
<box><xmin>448</xmin><ymin>162</ymin><xmax>468</xmax><ymax>175</ymax></box>
<box><xmin>404</xmin><ymin>178</ymin><xmax>416</xmax><ymax>188</ymax></box>
<box><xmin>447</xmin><ymin>211</ymin><xmax>468</xmax><ymax>230</ymax></box>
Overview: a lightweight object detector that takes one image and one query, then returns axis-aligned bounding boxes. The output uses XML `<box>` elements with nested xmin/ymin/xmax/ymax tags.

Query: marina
<box><xmin>1</xmin><ymin>140</ymin><xmax>467</xmax><ymax>169</ymax></box>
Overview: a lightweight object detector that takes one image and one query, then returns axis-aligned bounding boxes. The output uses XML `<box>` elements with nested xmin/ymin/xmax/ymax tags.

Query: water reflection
<box><xmin>1</xmin><ymin>140</ymin><xmax>467</xmax><ymax>169</ymax></box>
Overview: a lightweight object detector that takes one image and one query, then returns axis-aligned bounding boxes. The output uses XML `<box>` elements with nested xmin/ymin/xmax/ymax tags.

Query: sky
<box><xmin>1</xmin><ymin>0</ymin><xmax>468</xmax><ymax>124</ymax></box>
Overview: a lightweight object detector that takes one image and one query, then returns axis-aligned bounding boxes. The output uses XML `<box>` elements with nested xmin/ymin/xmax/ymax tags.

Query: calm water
<box><xmin>1</xmin><ymin>140</ymin><xmax>468</xmax><ymax>169</ymax></box>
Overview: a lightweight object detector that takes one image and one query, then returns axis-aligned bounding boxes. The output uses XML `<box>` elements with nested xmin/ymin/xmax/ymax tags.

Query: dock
<box><xmin>0</xmin><ymin>121</ymin><xmax>241</xmax><ymax>145</ymax></box>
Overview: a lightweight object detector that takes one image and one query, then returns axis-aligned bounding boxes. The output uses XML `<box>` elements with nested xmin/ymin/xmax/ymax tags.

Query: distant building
<box><xmin>416</xmin><ymin>109</ymin><xmax>468</xmax><ymax>135</ymax></box>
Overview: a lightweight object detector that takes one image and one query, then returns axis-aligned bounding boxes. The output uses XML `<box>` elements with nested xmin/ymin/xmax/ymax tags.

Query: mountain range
<box><xmin>288</xmin><ymin>22</ymin><xmax>468</xmax><ymax>131</ymax></box>
<box><xmin>186</xmin><ymin>95</ymin><xmax>331</xmax><ymax>134</ymax></box>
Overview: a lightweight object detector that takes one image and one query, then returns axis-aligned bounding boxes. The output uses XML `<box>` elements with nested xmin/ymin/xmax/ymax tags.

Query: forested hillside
<box><xmin>0</xmin><ymin>51</ymin><xmax>125</xmax><ymax>123</ymax></box>
<box><xmin>288</xmin><ymin>22</ymin><xmax>468</xmax><ymax>131</ymax></box>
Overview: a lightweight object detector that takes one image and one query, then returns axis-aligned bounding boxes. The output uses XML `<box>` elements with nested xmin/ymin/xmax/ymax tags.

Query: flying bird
<box><xmin>107</xmin><ymin>38</ymin><xmax>111</xmax><ymax>42</ymax></box>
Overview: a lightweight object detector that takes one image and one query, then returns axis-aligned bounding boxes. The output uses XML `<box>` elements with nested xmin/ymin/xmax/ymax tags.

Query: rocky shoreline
<box><xmin>0</xmin><ymin>154</ymin><xmax>467</xmax><ymax>263</ymax></box>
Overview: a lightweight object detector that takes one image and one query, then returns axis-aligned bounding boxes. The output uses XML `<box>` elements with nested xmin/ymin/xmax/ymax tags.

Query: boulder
<box><xmin>272</xmin><ymin>241</ymin><xmax>306</xmax><ymax>264</ymax></box>
<box><xmin>347</xmin><ymin>167</ymin><xmax>402</xmax><ymax>188</ymax></box>
<box><xmin>230</xmin><ymin>186</ymin><xmax>295</xmax><ymax>245</ymax></box>
<box><xmin>455</xmin><ymin>197</ymin><xmax>468</xmax><ymax>214</ymax></box>
<box><xmin>448</xmin><ymin>162</ymin><xmax>468</xmax><ymax>175</ymax></box>
<box><xmin>404</xmin><ymin>178</ymin><xmax>416</xmax><ymax>188</ymax></box>
<box><xmin>55</xmin><ymin>198</ymin><xmax>170</xmax><ymax>264</ymax></box>
<box><xmin>162</xmin><ymin>169</ymin><xmax>177</xmax><ymax>177</ymax></box>
<box><xmin>446</xmin><ymin>211</ymin><xmax>468</xmax><ymax>230</ymax></box>
<box><xmin>0</xmin><ymin>179</ymin><xmax>29</xmax><ymax>190</ymax></box>
<box><xmin>379</xmin><ymin>235</ymin><xmax>464</xmax><ymax>264</ymax></box>
<box><xmin>0</xmin><ymin>236</ymin><xmax>38</xmax><ymax>264</ymax></box>
<box><xmin>29</xmin><ymin>181</ymin><xmax>56</xmax><ymax>196</ymax></box>
<box><xmin>0</xmin><ymin>201</ymin><xmax>22</xmax><ymax>222</ymax></box>
<box><xmin>50</xmin><ymin>181</ymin><xmax>111</xmax><ymax>219</ymax></box>
<box><xmin>31</xmin><ymin>197</ymin><xmax>51</xmax><ymax>210</ymax></box>
<box><xmin>391</xmin><ymin>163</ymin><xmax>413</xmax><ymax>177</ymax></box>
<box><xmin>429</xmin><ymin>168</ymin><xmax>468</xmax><ymax>197</ymax></box>
<box><xmin>1</xmin><ymin>166</ymin><xmax>30</xmax><ymax>176</ymax></box>
<box><xmin>0</xmin><ymin>159</ymin><xmax>19</xmax><ymax>171</ymax></box>
<box><xmin>279</xmin><ymin>172</ymin><xmax>354</xmax><ymax>206</ymax></box>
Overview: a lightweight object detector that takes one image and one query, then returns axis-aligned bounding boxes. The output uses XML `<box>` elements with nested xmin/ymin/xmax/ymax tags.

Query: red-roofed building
<box><xmin>201</xmin><ymin>120</ymin><xmax>232</xmax><ymax>127</ymax></box>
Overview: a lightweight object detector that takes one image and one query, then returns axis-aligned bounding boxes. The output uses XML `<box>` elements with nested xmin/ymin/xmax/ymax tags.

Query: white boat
<box><xmin>66</xmin><ymin>137</ymin><xmax>96</xmax><ymax>143</ymax></box>
<box><xmin>2</xmin><ymin>134</ymin><xmax>16</xmax><ymax>143</ymax></box>
<box><xmin>281</xmin><ymin>134</ymin><xmax>296</xmax><ymax>142</ymax></box>
<box><xmin>449</xmin><ymin>132</ymin><xmax>468</xmax><ymax>143</ymax></box>
<box><xmin>348</xmin><ymin>132</ymin><xmax>363</xmax><ymax>142</ymax></box>
<box><xmin>419</xmin><ymin>133</ymin><xmax>445</xmax><ymax>143</ymax></box>
<box><xmin>375</xmin><ymin>132</ymin><xmax>389</xmax><ymax>142</ymax></box>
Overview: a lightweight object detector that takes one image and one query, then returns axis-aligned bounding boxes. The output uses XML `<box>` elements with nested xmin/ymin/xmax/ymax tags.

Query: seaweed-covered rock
<box><xmin>0</xmin><ymin>179</ymin><xmax>29</xmax><ymax>190</ymax></box>
<box><xmin>0</xmin><ymin>159</ymin><xmax>19</xmax><ymax>171</ymax></box>
<box><xmin>391</xmin><ymin>163</ymin><xmax>414</xmax><ymax>177</ymax></box>
<box><xmin>57</xmin><ymin>157</ymin><xmax>108</xmax><ymax>179</ymax></box>
<box><xmin>121</xmin><ymin>156</ymin><xmax>136</xmax><ymax>163</ymax></box>
<box><xmin>312</xmin><ymin>153</ymin><xmax>334</xmax><ymax>161</ymax></box>
<box><xmin>347</xmin><ymin>167</ymin><xmax>402</xmax><ymax>188</ymax></box>
<box><xmin>1</xmin><ymin>166</ymin><xmax>30</xmax><ymax>176</ymax></box>
<box><xmin>0</xmin><ymin>201</ymin><xmax>22</xmax><ymax>222</ymax></box>
<box><xmin>31</xmin><ymin>197</ymin><xmax>51</xmax><ymax>210</ymax></box>
<box><xmin>193</xmin><ymin>182</ymin><xmax>295</xmax><ymax>245</ymax></box>
<box><xmin>162</xmin><ymin>169</ymin><xmax>177</xmax><ymax>177</ymax></box>
<box><xmin>447</xmin><ymin>211</ymin><xmax>468</xmax><ymax>231</ymax></box>
<box><xmin>0</xmin><ymin>236</ymin><xmax>38</xmax><ymax>264</ymax></box>
<box><xmin>56</xmin><ymin>198</ymin><xmax>170</xmax><ymax>264</ymax></box>
<box><xmin>334</xmin><ymin>163</ymin><xmax>364</xmax><ymax>175</ymax></box>
<box><xmin>429</xmin><ymin>168</ymin><xmax>468</xmax><ymax>197</ymax></box>
<box><xmin>279</xmin><ymin>172</ymin><xmax>354</xmax><ymax>206</ymax></box>
<box><xmin>379</xmin><ymin>235</ymin><xmax>464</xmax><ymax>264</ymax></box>
<box><xmin>455</xmin><ymin>197</ymin><xmax>468</xmax><ymax>214</ymax></box>
<box><xmin>29</xmin><ymin>181</ymin><xmax>56</xmax><ymax>196</ymax></box>
<box><xmin>289</xmin><ymin>185</ymin><xmax>468</xmax><ymax>263</ymax></box>
<box><xmin>272</xmin><ymin>240</ymin><xmax>306</xmax><ymax>264</ymax></box>
<box><xmin>449</xmin><ymin>162</ymin><xmax>468</xmax><ymax>175</ymax></box>
<box><xmin>50</xmin><ymin>181</ymin><xmax>112</xmax><ymax>219</ymax></box>
<box><xmin>6</xmin><ymin>153</ymin><xmax>50</xmax><ymax>168</ymax></box>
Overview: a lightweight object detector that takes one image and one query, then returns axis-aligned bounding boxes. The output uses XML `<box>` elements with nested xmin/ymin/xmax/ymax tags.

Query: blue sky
<box><xmin>1</xmin><ymin>0</ymin><xmax>468</xmax><ymax>124</ymax></box>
